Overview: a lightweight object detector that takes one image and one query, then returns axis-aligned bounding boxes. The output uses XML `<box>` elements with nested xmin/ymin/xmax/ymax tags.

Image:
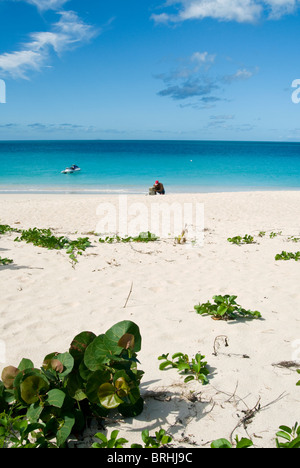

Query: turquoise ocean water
<box><xmin>0</xmin><ymin>140</ymin><xmax>300</xmax><ymax>194</ymax></box>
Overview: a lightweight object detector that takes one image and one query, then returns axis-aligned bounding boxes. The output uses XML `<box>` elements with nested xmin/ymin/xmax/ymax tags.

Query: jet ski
<box><xmin>61</xmin><ymin>164</ymin><xmax>81</xmax><ymax>174</ymax></box>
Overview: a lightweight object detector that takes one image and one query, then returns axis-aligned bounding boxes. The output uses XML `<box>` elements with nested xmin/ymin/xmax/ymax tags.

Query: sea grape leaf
<box><xmin>98</xmin><ymin>383</ymin><xmax>123</xmax><ymax>409</ymax></box>
<box><xmin>1</xmin><ymin>366</ymin><xmax>20</xmax><ymax>389</ymax></box>
<box><xmin>105</xmin><ymin>321</ymin><xmax>142</xmax><ymax>354</ymax></box>
<box><xmin>56</xmin><ymin>352</ymin><xmax>74</xmax><ymax>378</ymax></box>
<box><xmin>118</xmin><ymin>333</ymin><xmax>135</xmax><ymax>350</ymax></box>
<box><xmin>69</xmin><ymin>331</ymin><xmax>96</xmax><ymax>364</ymax></box>
<box><xmin>18</xmin><ymin>358</ymin><xmax>34</xmax><ymax>371</ymax></box>
<box><xmin>56</xmin><ymin>413</ymin><xmax>76</xmax><ymax>447</ymax></box>
<box><xmin>85</xmin><ymin>369</ymin><xmax>111</xmax><ymax>403</ymax></box>
<box><xmin>84</xmin><ymin>334</ymin><xmax>113</xmax><ymax>370</ymax></box>
<box><xmin>20</xmin><ymin>374</ymin><xmax>50</xmax><ymax>404</ymax></box>
<box><xmin>66</xmin><ymin>372</ymin><xmax>87</xmax><ymax>401</ymax></box>
<box><xmin>46</xmin><ymin>389</ymin><xmax>66</xmax><ymax>408</ymax></box>
<box><xmin>26</xmin><ymin>402</ymin><xmax>44</xmax><ymax>423</ymax></box>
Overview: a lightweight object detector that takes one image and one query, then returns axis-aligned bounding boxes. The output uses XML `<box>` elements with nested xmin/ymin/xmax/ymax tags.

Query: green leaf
<box><xmin>159</xmin><ymin>361</ymin><xmax>172</xmax><ymax>370</ymax></box>
<box><xmin>66</xmin><ymin>372</ymin><xmax>87</xmax><ymax>401</ymax></box>
<box><xmin>26</xmin><ymin>403</ymin><xmax>44</xmax><ymax>423</ymax></box>
<box><xmin>56</xmin><ymin>352</ymin><xmax>74</xmax><ymax>378</ymax></box>
<box><xmin>84</xmin><ymin>334</ymin><xmax>111</xmax><ymax>370</ymax></box>
<box><xmin>211</xmin><ymin>438</ymin><xmax>232</xmax><ymax>448</ymax></box>
<box><xmin>85</xmin><ymin>370</ymin><xmax>111</xmax><ymax>403</ymax></box>
<box><xmin>105</xmin><ymin>321</ymin><xmax>142</xmax><ymax>354</ymax></box>
<box><xmin>98</xmin><ymin>383</ymin><xmax>123</xmax><ymax>409</ymax></box>
<box><xmin>276</xmin><ymin>431</ymin><xmax>291</xmax><ymax>441</ymax></box>
<box><xmin>46</xmin><ymin>389</ymin><xmax>66</xmax><ymax>408</ymax></box>
<box><xmin>69</xmin><ymin>331</ymin><xmax>96</xmax><ymax>364</ymax></box>
<box><xmin>20</xmin><ymin>374</ymin><xmax>49</xmax><ymax>405</ymax></box>
<box><xmin>278</xmin><ymin>425</ymin><xmax>292</xmax><ymax>434</ymax></box>
<box><xmin>235</xmin><ymin>437</ymin><xmax>253</xmax><ymax>448</ymax></box>
<box><xmin>217</xmin><ymin>305</ymin><xmax>228</xmax><ymax>316</ymax></box>
<box><xmin>56</xmin><ymin>413</ymin><xmax>75</xmax><ymax>447</ymax></box>
<box><xmin>172</xmin><ymin>352</ymin><xmax>185</xmax><ymax>359</ymax></box>
<box><xmin>18</xmin><ymin>359</ymin><xmax>34</xmax><ymax>371</ymax></box>
<box><xmin>184</xmin><ymin>375</ymin><xmax>195</xmax><ymax>383</ymax></box>
<box><xmin>94</xmin><ymin>432</ymin><xmax>107</xmax><ymax>444</ymax></box>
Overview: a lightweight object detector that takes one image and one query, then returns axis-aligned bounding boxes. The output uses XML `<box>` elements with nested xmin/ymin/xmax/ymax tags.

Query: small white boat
<box><xmin>61</xmin><ymin>165</ymin><xmax>81</xmax><ymax>174</ymax></box>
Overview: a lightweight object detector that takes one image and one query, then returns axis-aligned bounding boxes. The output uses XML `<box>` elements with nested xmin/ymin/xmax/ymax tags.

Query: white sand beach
<box><xmin>0</xmin><ymin>191</ymin><xmax>300</xmax><ymax>448</ymax></box>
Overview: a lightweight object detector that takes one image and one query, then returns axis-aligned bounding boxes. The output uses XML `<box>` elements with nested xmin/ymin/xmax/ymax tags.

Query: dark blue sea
<box><xmin>0</xmin><ymin>140</ymin><xmax>300</xmax><ymax>194</ymax></box>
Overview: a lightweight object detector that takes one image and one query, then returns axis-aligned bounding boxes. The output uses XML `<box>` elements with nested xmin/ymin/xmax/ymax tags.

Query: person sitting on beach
<box><xmin>153</xmin><ymin>180</ymin><xmax>165</xmax><ymax>195</ymax></box>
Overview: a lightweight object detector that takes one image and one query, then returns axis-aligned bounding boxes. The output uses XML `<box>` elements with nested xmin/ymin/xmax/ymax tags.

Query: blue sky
<box><xmin>0</xmin><ymin>0</ymin><xmax>300</xmax><ymax>141</ymax></box>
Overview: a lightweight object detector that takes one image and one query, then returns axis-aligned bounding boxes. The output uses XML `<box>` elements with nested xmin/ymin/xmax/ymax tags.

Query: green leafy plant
<box><xmin>194</xmin><ymin>295</ymin><xmax>262</xmax><ymax>321</ymax></box>
<box><xmin>0</xmin><ymin>410</ymin><xmax>54</xmax><ymax>448</ymax></box>
<box><xmin>0</xmin><ymin>257</ymin><xmax>13</xmax><ymax>266</ymax></box>
<box><xmin>91</xmin><ymin>429</ymin><xmax>128</xmax><ymax>448</ymax></box>
<box><xmin>158</xmin><ymin>352</ymin><xmax>210</xmax><ymax>384</ymax></box>
<box><xmin>258</xmin><ymin>231</ymin><xmax>266</xmax><ymax>237</ymax></box>
<box><xmin>275</xmin><ymin>423</ymin><xmax>300</xmax><ymax>448</ymax></box>
<box><xmin>227</xmin><ymin>235</ymin><xmax>255</xmax><ymax>245</ymax></box>
<box><xmin>0</xmin><ymin>225</ymin><xmax>17</xmax><ymax>235</ymax></box>
<box><xmin>270</xmin><ymin>231</ymin><xmax>282</xmax><ymax>238</ymax></box>
<box><xmin>210</xmin><ymin>436</ymin><xmax>253</xmax><ymax>448</ymax></box>
<box><xmin>132</xmin><ymin>429</ymin><xmax>173</xmax><ymax>448</ymax></box>
<box><xmin>14</xmin><ymin>228</ymin><xmax>91</xmax><ymax>265</ymax></box>
<box><xmin>99</xmin><ymin>231</ymin><xmax>159</xmax><ymax>244</ymax></box>
<box><xmin>288</xmin><ymin>236</ymin><xmax>300</xmax><ymax>243</ymax></box>
<box><xmin>297</xmin><ymin>370</ymin><xmax>300</xmax><ymax>386</ymax></box>
<box><xmin>92</xmin><ymin>428</ymin><xmax>172</xmax><ymax>449</ymax></box>
<box><xmin>275</xmin><ymin>251</ymin><xmax>300</xmax><ymax>262</ymax></box>
<box><xmin>0</xmin><ymin>320</ymin><xmax>144</xmax><ymax>447</ymax></box>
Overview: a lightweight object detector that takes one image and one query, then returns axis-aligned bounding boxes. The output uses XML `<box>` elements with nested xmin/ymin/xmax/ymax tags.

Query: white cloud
<box><xmin>22</xmin><ymin>0</ymin><xmax>69</xmax><ymax>10</ymax></box>
<box><xmin>191</xmin><ymin>51</ymin><xmax>216</xmax><ymax>64</ymax></box>
<box><xmin>0</xmin><ymin>10</ymin><xmax>98</xmax><ymax>78</ymax></box>
<box><xmin>152</xmin><ymin>0</ymin><xmax>300</xmax><ymax>24</ymax></box>
<box><xmin>223</xmin><ymin>67</ymin><xmax>257</xmax><ymax>83</ymax></box>
<box><xmin>264</xmin><ymin>0</ymin><xmax>298</xmax><ymax>17</ymax></box>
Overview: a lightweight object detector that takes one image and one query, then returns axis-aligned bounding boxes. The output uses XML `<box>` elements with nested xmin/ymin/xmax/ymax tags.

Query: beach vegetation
<box><xmin>0</xmin><ymin>320</ymin><xmax>144</xmax><ymax>447</ymax></box>
<box><xmin>14</xmin><ymin>227</ymin><xmax>91</xmax><ymax>265</ymax></box>
<box><xmin>0</xmin><ymin>225</ymin><xmax>16</xmax><ymax>235</ymax></box>
<box><xmin>158</xmin><ymin>352</ymin><xmax>210</xmax><ymax>384</ymax></box>
<box><xmin>99</xmin><ymin>231</ymin><xmax>159</xmax><ymax>244</ymax></box>
<box><xmin>275</xmin><ymin>423</ymin><xmax>300</xmax><ymax>448</ymax></box>
<box><xmin>288</xmin><ymin>236</ymin><xmax>300</xmax><ymax>243</ymax></box>
<box><xmin>92</xmin><ymin>428</ymin><xmax>172</xmax><ymax>449</ymax></box>
<box><xmin>91</xmin><ymin>429</ymin><xmax>128</xmax><ymax>448</ymax></box>
<box><xmin>0</xmin><ymin>409</ymin><xmax>55</xmax><ymax>448</ymax></box>
<box><xmin>194</xmin><ymin>295</ymin><xmax>262</xmax><ymax>321</ymax></box>
<box><xmin>270</xmin><ymin>231</ymin><xmax>282</xmax><ymax>238</ymax></box>
<box><xmin>210</xmin><ymin>436</ymin><xmax>253</xmax><ymax>448</ymax></box>
<box><xmin>0</xmin><ymin>257</ymin><xmax>13</xmax><ymax>266</ymax></box>
<box><xmin>275</xmin><ymin>251</ymin><xmax>300</xmax><ymax>261</ymax></box>
<box><xmin>227</xmin><ymin>235</ymin><xmax>255</xmax><ymax>245</ymax></box>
